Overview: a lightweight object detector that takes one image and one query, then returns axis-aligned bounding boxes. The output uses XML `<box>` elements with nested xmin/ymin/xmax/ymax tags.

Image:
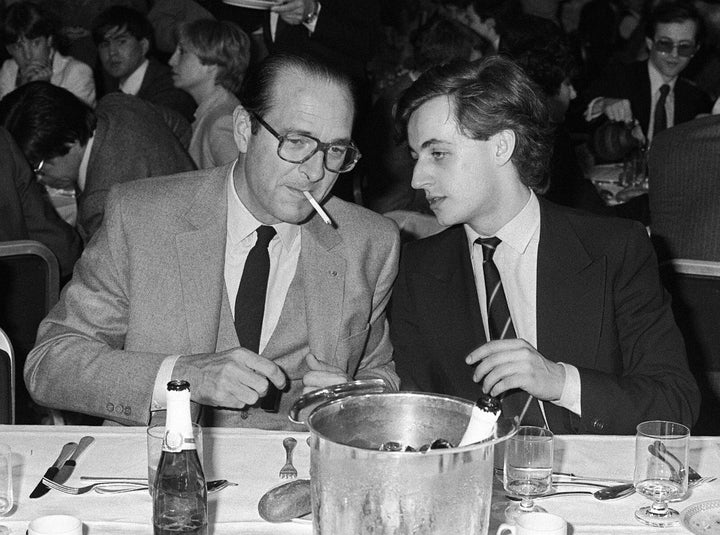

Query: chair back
<box><xmin>661</xmin><ymin>259</ymin><xmax>720</xmax><ymax>435</ymax></box>
<box><xmin>0</xmin><ymin>240</ymin><xmax>59</xmax><ymax>424</ymax></box>
<box><xmin>0</xmin><ymin>327</ymin><xmax>14</xmax><ymax>424</ymax></box>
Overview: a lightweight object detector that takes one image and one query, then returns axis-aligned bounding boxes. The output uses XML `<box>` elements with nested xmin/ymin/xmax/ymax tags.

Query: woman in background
<box><xmin>0</xmin><ymin>1</ymin><xmax>95</xmax><ymax>105</ymax></box>
<box><xmin>169</xmin><ymin>19</ymin><xmax>249</xmax><ymax>169</ymax></box>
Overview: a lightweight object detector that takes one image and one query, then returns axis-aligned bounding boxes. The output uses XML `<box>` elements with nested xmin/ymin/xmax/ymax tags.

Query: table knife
<box><xmin>53</xmin><ymin>436</ymin><xmax>95</xmax><ymax>485</ymax></box>
<box><xmin>29</xmin><ymin>441</ymin><xmax>77</xmax><ymax>498</ymax></box>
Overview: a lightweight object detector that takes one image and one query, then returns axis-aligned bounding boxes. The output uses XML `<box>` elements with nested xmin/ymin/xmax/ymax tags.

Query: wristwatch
<box><xmin>303</xmin><ymin>1</ymin><xmax>320</xmax><ymax>25</ymax></box>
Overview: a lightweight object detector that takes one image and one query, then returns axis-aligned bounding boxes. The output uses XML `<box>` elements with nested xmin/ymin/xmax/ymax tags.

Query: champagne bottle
<box><xmin>153</xmin><ymin>380</ymin><xmax>207</xmax><ymax>535</ymax></box>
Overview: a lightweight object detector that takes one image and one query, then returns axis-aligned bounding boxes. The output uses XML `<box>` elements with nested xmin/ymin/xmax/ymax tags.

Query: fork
<box><xmin>42</xmin><ymin>477</ymin><xmax>148</xmax><ymax>494</ymax></box>
<box><xmin>43</xmin><ymin>478</ymin><xmax>237</xmax><ymax>495</ymax></box>
<box><xmin>279</xmin><ymin>437</ymin><xmax>298</xmax><ymax>479</ymax></box>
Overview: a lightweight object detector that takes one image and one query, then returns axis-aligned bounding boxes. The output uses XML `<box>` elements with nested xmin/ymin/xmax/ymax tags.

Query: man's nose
<box><xmin>300</xmin><ymin>151</ymin><xmax>326</xmax><ymax>183</ymax></box>
<box><xmin>410</xmin><ymin>161</ymin><xmax>429</xmax><ymax>190</ymax></box>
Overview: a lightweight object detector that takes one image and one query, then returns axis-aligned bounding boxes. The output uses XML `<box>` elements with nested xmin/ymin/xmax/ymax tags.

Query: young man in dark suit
<box><xmin>582</xmin><ymin>1</ymin><xmax>712</xmax><ymax>146</ymax></box>
<box><xmin>390</xmin><ymin>56</ymin><xmax>699</xmax><ymax>434</ymax></box>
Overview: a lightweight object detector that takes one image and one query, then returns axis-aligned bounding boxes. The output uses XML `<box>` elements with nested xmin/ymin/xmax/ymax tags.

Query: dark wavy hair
<box><xmin>513</xmin><ymin>36</ymin><xmax>577</xmax><ymax>97</ymax></box>
<box><xmin>0</xmin><ymin>81</ymin><xmax>96</xmax><ymax>168</ymax></box>
<box><xmin>91</xmin><ymin>5</ymin><xmax>154</xmax><ymax>45</ymax></box>
<box><xmin>395</xmin><ymin>55</ymin><xmax>554</xmax><ymax>191</ymax></box>
<box><xmin>646</xmin><ymin>1</ymin><xmax>703</xmax><ymax>43</ymax></box>
<box><xmin>241</xmin><ymin>52</ymin><xmax>356</xmax><ymax>134</ymax></box>
<box><xmin>1</xmin><ymin>1</ymin><xmax>63</xmax><ymax>50</ymax></box>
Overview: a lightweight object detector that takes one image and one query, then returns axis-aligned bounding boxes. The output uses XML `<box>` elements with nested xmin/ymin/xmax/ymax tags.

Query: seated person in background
<box><xmin>0</xmin><ymin>82</ymin><xmax>195</xmax><ymax>242</ymax></box>
<box><xmin>582</xmin><ymin>1</ymin><xmax>712</xmax><ymax>149</ymax></box>
<box><xmin>648</xmin><ymin>114</ymin><xmax>720</xmax><ymax>262</ymax></box>
<box><xmin>390</xmin><ymin>56</ymin><xmax>699</xmax><ymax>434</ymax></box>
<box><xmin>513</xmin><ymin>36</ymin><xmax>612</xmax><ymax>217</ymax></box>
<box><xmin>24</xmin><ymin>53</ymin><xmax>400</xmax><ymax>429</ymax></box>
<box><xmin>92</xmin><ymin>5</ymin><xmax>196</xmax><ymax>124</ymax></box>
<box><xmin>0</xmin><ymin>1</ymin><xmax>95</xmax><ymax>105</ymax></box>
<box><xmin>360</xmin><ymin>14</ymin><xmax>488</xmax><ymax>218</ymax></box>
<box><xmin>169</xmin><ymin>19</ymin><xmax>249</xmax><ymax>169</ymax></box>
<box><xmin>0</xmin><ymin>126</ymin><xmax>81</xmax><ymax>281</ymax></box>
<box><xmin>147</xmin><ymin>0</ymin><xmax>215</xmax><ymax>60</ymax></box>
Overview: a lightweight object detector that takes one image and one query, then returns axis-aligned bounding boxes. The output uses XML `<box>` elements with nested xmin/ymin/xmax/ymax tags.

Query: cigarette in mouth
<box><xmin>303</xmin><ymin>191</ymin><xmax>333</xmax><ymax>226</ymax></box>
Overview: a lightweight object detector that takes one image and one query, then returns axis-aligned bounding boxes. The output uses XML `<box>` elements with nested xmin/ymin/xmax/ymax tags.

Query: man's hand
<box><xmin>301</xmin><ymin>353</ymin><xmax>348</xmax><ymax>394</ymax></box>
<box><xmin>18</xmin><ymin>60</ymin><xmax>52</xmax><ymax>84</ymax></box>
<box><xmin>173</xmin><ymin>348</ymin><xmax>287</xmax><ymax>409</ymax></box>
<box><xmin>465</xmin><ymin>339</ymin><xmax>565</xmax><ymax>401</ymax></box>
<box><xmin>271</xmin><ymin>0</ymin><xmax>315</xmax><ymax>25</ymax></box>
<box><xmin>598</xmin><ymin>98</ymin><xmax>634</xmax><ymax>123</ymax></box>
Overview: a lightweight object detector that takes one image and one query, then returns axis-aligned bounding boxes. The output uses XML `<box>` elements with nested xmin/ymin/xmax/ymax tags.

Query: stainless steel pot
<box><xmin>289</xmin><ymin>382</ymin><xmax>518</xmax><ymax>534</ymax></box>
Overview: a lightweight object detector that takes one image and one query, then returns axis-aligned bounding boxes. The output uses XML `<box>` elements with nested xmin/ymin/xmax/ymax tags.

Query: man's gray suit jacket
<box><xmin>25</xmin><ymin>164</ymin><xmax>401</xmax><ymax>428</ymax></box>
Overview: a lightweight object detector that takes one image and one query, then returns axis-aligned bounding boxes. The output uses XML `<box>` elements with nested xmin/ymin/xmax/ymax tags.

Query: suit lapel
<box><xmin>536</xmin><ymin>201</ymin><xmax>606</xmax><ymax>369</ymax></box>
<box><xmin>300</xmin><ymin>214</ymin><xmax>346</xmax><ymax>366</ymax></box>
<box><xmin>175</xmin><ymin>166</ymin><xmax>231</xmax><ymax>354</ymax></box>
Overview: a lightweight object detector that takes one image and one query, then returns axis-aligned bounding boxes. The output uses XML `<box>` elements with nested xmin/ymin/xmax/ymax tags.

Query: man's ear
<box><xmin>646</xmin><ymin>36</ymin><xmax>654</xmax><ymax>53</ymax></box>
<box><xmin>140</xmin><ymin>37</ymin><xmax>150</xmax><ymax>57</ymax></box>
<box><xmin>492</xmin><ymin>129</ymin><xmax>516</xmax><ymax>167</ymax></box>
<box><xmin>232</xmin><ymin>105</ymin><xmax>252</xmax><ymax>153</ymax></box>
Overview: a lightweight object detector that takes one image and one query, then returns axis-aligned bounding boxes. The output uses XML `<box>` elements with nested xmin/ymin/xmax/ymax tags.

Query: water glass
<box><xmin>503</xmin><ymin>426</ymin><xmax>554</xmax><ymax>523</ymax></box>
<box><xmin>633</xmin><ymin>420</ymin><xmax>689</xmax><ymax>527</ymax></box>
<box><xmin>147</xmin><ymin>423</ymin><xmax>203</xmax><ymax>495</ymax></box>
<box><xmin>0</xmin><ymin>444</ymin><xmax>11</xmax><ymax>516</ymax></box>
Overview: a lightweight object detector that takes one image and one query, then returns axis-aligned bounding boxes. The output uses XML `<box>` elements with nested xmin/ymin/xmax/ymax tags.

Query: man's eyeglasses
<box><xmin>253</xmin><ymin>113</ymin><xmax>361</xmax><ymax>174</ymax></box>
<box><xmin>653</xmin><ymin>38</ymin><xmax>697</xmax><ymax>58</ymax></box>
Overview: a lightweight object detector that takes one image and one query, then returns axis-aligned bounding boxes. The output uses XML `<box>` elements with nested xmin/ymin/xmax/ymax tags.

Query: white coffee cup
<box><xmin>497</xmin><ymin>512</ymin><xmax>568</xmax><ymax>535</ymax></box>
<box><xmin>28</xmin><ymin>514</ymin><xmax>82</xmax><ymax>535</ymax></box>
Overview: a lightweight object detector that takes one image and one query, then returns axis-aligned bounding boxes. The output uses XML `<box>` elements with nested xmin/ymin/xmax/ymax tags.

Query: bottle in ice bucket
<box><xmin>153</xmin><ymin>380</ymin><xmax>207</xmax><ymax>535</ymax></box>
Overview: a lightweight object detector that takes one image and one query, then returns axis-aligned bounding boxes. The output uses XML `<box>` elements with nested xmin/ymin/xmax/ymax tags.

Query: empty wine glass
<box><xmin>633</xmin><ymin>420</ymin><xmax>689</xmax><ymax>527</ymax></box>
<box><xmin>503</xmin><ymin>426</ymin><xmax>554</xmax><ymax>523</ymax></box>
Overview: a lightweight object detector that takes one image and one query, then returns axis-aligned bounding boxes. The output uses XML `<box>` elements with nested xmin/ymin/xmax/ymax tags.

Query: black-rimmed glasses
<box><xmin>653</xmin><ymin>38</ymin><xmax>697</xmax><ymax>58</ymax></box>
<box><xmin>253</xmin><ymin>113</ymin><xmax>361</xmax><ymax>173</ymax></box>
<box><xmin>33</xmin><ymin>160</ymin><xmax>45</xmax><ymax>179</ymax></box>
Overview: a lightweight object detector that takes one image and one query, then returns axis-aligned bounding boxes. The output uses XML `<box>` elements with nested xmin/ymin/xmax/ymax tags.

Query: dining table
<box><xmin>0</xmin><ymin>425</ymin><xmax>718</xmax><ymax>534</ymax></box>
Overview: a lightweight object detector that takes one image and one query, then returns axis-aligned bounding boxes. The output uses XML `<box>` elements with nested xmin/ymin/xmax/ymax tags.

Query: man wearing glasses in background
<box><xmin>25</xmin><ymin>53</ymin><xmax>400</xmax><ymax>429</ymax></box>
<box><xmin>582</xmin><ymin>1</ymin><xmax>712</xmax><ymax>147</ymax></box>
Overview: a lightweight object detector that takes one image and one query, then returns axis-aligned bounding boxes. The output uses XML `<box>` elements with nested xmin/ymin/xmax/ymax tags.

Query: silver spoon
<box><xmin>507</xmin><ymin>482</ymin><xmax>635</xmax><ymax>501</ymax></box>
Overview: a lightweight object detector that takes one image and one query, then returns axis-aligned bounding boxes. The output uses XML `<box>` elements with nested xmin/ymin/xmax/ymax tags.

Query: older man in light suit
<box><xmin>25</xmin><ymin>53</ymin><xmax>400</xmax><ymax>429</ymax></box>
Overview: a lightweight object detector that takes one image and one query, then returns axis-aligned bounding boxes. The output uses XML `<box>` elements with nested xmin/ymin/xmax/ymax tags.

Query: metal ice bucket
<box><xmin>289</xmin><ymin>381</ymin><xmax>518</xmax><ymax>535</ymax></box>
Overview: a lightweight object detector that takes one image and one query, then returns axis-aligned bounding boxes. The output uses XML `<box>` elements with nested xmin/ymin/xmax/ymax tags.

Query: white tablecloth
<box><xmin>0</xmin><ymin>426</ymin><xmax>717</xmax><ymax>534</ymax></box>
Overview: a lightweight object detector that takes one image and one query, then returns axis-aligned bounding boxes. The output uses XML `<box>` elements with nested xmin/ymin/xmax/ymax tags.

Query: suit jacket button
<box><xmin>591</xmin><ymin>418</ymin><xmax>605</xmax><ymax>431</ymax></box>
<box><xmin>106</xmin><ymin>402</ymin><xmax>115</xmax><ymax>413</ymax></box>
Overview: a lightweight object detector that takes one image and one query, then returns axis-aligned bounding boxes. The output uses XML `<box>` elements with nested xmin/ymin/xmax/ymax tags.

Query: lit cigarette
<box><xmin>303</xmin><ymin>191</ymin><xmax>333</xmax><ymax>226</ymax></box>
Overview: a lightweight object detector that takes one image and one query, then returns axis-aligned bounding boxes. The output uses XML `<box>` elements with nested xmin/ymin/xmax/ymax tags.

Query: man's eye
<box><xmin>431</xmin><ymin>151</ymin><xmax>448</xmax><ymax>160</ymax></box>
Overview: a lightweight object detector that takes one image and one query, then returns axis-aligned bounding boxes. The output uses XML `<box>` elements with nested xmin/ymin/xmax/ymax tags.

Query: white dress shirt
<box><xmin>464</xmin><ymin>191</ymin><xmax>581</xmax><ymax>420</ymax></box>
<box><xmin>151</xmin><ymin>161</ymin><xmax>301</xmax><ymax>409</ymax></box>
<box><xmin>119</xmin><ymin>59</ymin><xmax>149</xmax><ymax>95</ymax></box>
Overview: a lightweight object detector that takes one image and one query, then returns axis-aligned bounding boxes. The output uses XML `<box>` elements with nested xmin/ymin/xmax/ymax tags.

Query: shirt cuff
<box><xmin>303</xmin><ymin>1</ymin><xmax>321</xmax><ymax>33</ymax></box>
<box><xmin>151</xmin><ymin>354</ymin><xmax>182</xmax><ymax>411</ymax></box>
<box><xmin>585</xmin><ymin>97</ymin><xmax>604</xmax><ymax>122</ymax></box>
<box><xmin>554</xmin><ymin>362</ymin><xmax>581</xmax><ymax>416</ymax></box>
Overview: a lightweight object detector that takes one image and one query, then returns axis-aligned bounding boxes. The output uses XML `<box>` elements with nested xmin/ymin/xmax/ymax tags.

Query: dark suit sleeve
<box><xmin>0</xmin><ymin>128</ymin><xmax>81</xmax><ymax>279</ymax></box>
<box><xmin>572</xmin><ymin>224</ymin><xmax>700</xmax><ymax>433</ymax></box>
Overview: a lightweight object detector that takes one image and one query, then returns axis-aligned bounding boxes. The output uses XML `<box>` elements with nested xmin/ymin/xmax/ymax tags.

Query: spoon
<box><xmin>507</xmin><ymin>482</ymin><xmax>635</xmax><ymax>501</ymax></box>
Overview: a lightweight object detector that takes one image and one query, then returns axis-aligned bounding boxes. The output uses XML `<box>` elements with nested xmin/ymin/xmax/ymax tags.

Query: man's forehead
<box><xmin>654</xmin><ymin>20</ymin><xmax>698</xmax><ymax>40</ymax></box>
<box><xmin>102</xmin><ymin>26</ymin><xmax>134</xmax><ymax>41</ymax></box>
<box><xmin>267</xmin><ymin>72</ymin><xmax>354</xmax><ymax>122</ymax></box>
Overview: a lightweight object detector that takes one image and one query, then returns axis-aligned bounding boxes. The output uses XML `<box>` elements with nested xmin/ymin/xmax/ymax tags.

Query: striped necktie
<box><xmin>477</xmin><ymin>237</ymin><xmax>516</xmax><ymax>340</ymax></box>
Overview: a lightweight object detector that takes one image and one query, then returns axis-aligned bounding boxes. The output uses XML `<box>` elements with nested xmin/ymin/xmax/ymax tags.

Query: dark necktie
<box><xmin>653</xmin><ymin>84</ymin><xmax>670</xmax><ymax>138</ymax></box>
<box><xmin>476</xmin><ymin>237</ymin><xmax>536</xmax><ymax>422</ymax></box>
<box><xmin>477</xmin><ymin>237</ymin><xmax>516</xmax><ymax>340</ymax></box>
<box><xmin>234</xmin><ymin>226</ymin><xmax>281</xmax><ymax>412</ymax></box>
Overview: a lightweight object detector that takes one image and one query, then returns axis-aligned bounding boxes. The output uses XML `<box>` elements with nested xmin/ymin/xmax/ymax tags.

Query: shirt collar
<box><xmin>226</xmin><ymin>160</ymin><xmax>300</xmax><ymax>249</ymax></box>
<box><xmin>464</xmin><ymin>190</ymin><xmax>540</xmax><ymax>255</ymax></box>
<box><xmin>648</xmin><ymin>60</ymin><xmax>678</xmax><ymax>94</ymax></box>
<box><xmin>119</xmin><ymin>58</ymin><xmax>149</xmax><ymax>95</ymax></box>
<box><xmin>77</xmin><ymin>133</ymin><xmax>95</xmax><ymax>192</ymax></box>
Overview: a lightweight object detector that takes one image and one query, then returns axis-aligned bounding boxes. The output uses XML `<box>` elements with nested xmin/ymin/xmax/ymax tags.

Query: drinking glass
<box><xmin>633</xmin><ymin>420</ymin><xmax>689</xmax><ymax>527</ymax></box>
<box><xmin>503</xmin><ymin>426</ymin><xmax>554</xmax><ymax>523</ymax></box>
<box><xmin>0</xmin><ymin>444</ymin><xmax>11</xmax><ymax>516</ymax></box>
